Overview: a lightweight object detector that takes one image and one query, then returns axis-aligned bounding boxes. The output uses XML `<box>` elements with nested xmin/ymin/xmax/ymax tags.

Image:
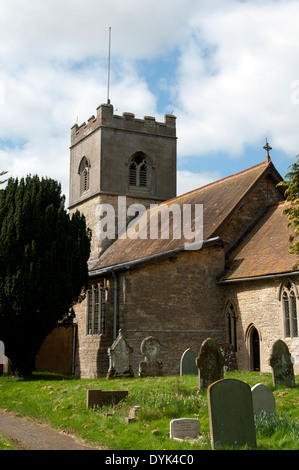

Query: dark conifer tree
<box><xmin>0</xmin><ymin>175</ymin><xmax>91</xmax><ymax>377</ymax></box>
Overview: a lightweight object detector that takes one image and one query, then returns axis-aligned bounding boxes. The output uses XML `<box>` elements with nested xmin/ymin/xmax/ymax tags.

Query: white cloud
<box><xmin>1</xmin><ymin>0</ymin><xmax>299</xmax><ymax>203</ymax></box>
<box><xmin>174</xmin><ymin>0</ymin><xmax>299</xmax><ymax>158</ymax></box>
<box><xmin>0</xmin><ymin>0</ymin><xmax>199</xmax><ymax>62</ymax></box>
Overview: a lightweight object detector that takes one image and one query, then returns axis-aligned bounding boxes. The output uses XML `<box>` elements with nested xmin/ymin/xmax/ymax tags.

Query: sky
<box><xmin>1</xmin><ymin>0</ymin><xmax>299</xmax><ymax>204</ymax></box>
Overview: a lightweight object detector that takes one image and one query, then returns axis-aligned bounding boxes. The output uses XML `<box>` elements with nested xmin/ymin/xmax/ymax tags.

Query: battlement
<box><xmin>71</xmin><ymin>103</ymin><xmax>176</xmax><ymax>147</ymax></box>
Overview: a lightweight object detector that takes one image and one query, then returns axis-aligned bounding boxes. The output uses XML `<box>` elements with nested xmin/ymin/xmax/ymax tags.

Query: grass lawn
<box><xmin>0</xmin><ymin>370</ymin><xmax>298</xmax><ymax>450</ymax></box>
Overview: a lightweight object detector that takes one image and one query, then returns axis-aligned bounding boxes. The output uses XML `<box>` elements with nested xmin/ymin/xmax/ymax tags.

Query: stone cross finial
<box><xmin>263</xmin><ymin>140</ymin><xmax>272</xmax><ymax>164</ymax></box>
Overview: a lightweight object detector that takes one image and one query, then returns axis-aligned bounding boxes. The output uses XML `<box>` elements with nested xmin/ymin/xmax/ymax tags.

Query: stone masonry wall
<box><xmin>224</xmin><ymin>276</ymin><xmax>299</xmax><ymax>374</ymax></box>
<box><xmin>73</xmin><ymin>278</ymin><xmax>115</xmax><ymax>378</ymax></box>
<box><xmin>218</xmin><ymin>175</ymin><xmax>284</xmax><ymax>252</ymax></box>
<box><xmin>116</xmin><ymin>245</ymin><xmax>226</xmax><ymax>376</ymax></box>
<box><xmin>74</xmin><ymin>244</ymin><xmax>226</xmax><ymax>378</ymax></box>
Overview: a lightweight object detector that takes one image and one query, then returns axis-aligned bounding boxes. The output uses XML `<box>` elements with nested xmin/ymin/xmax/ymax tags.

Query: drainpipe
<box><xmin>72</xmin><ymin>319</ymin><xmax>77</xmax><ymax>375</ymax></box>
<box><xmin>112</xmin><ymin>271</ymin><xmax>118</xmax><ymax>340</ymax></box>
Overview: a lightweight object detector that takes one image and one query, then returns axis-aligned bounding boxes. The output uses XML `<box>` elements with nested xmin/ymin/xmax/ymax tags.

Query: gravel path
<box><xmin>0</xmin><ymin>410</ymin><xmax>101</xmax><ymax>450</ymax></box>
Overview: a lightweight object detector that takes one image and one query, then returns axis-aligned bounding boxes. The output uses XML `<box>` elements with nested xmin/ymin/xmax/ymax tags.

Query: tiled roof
<box><xmin>89</xmin><ymin>160</ymin><xmax>281</xmax><ymax>273</ymax></box>
<box><xmin>221</xmin><ymin>201</ymin><xmax>298</xmax><ymax>281</ymax></box>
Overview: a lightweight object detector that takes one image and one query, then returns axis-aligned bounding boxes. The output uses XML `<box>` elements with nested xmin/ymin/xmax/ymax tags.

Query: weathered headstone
<box><xmin>196</xmin><ymin>338</ymin><xmax>225</xmax><ymax>391</ymax></box>
<box><xmin>269</xmin><ymin>339</ymin><xmax>295</xmax><ymax>388</ymax></box>
<box><xmin>170</xmin><ymin>418</ymin><xmax>200</xmax><ymax>440</ymax></box>
<box><xmin>219</xmin><ymin>342</ymin><xmax>238</xmax><ymax>371</ymax></box>
<box><xmin>180</xmin><ymin>348</ymin><xmax>197</xmax><ymax>375</ymax></box>
<box><xmin>86</xmin><ymin>389</ymin><xmax>128</xmax><ymax>408</ymax></box>
<box><xmin>139</xmin><ymin>336</ymin><xmax>163</xmax><ymax>377</ymax></box>
<box><xmin>251</xmin><ymin>383</ymin><xmax>276</xmax><ymax>416</ymax></box>
<box><xmin>107</xmin><ymin>329</ymin><xmax>134</xmax><ymax>379</ymax></box>
<box><xmin>0</xmin><ymin>341</ymin><xmax>4</xmax><ymax>377</ymax></box>
<box><xmin>125</xmin><ymin>406</ymin><xmax>141</xmax><ymax>423</ymax></box>
<box><xmin>208</xmin><ymin>378</ymin><xmax>257</xmax><ymax>449</ymax></box>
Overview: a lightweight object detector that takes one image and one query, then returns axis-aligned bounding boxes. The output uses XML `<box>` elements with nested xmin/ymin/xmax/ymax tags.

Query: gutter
<box><xmin>218</xmin><ymin>270</ymin><xmax>299</xmax><ymax>284</ymax></box>
<box><xmin>72</xmin><ymin>322</ymin><xmax>77</xmax><ymax>375</ymax></box>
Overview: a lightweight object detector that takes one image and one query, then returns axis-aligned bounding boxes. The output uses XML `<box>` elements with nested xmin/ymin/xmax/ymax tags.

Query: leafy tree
<box><xmin>279</xmin><ymin>155</ymin><xmax>299</xmax><ymax>269</ymax></box>
<box><xmin>0</xmin><ymin>175</ymin><xmax>91</xmax><ymax>377</ymax></box>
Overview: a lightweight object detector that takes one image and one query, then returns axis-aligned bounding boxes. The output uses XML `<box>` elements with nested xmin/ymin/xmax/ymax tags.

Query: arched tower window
<box><xmin>78</xmin><ymin>156</ymin><xmax>90</xmax><ymax>195</ymax></box>
<box><xmin>281</xmin><ymin>280</ymin><xmax>298</xmax><ymax>338</ymax></box>
<box><xmin>129</xmin><ymin>152</ymin><xmax>148</xmax><ymax>188</ymax></box>
<box><xmin>225</xmin><ymin>300</ymin><xmax>237</xmax><ymax>351</ymax></box>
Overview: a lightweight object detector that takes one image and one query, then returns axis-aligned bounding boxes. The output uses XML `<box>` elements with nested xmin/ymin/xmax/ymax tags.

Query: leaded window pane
<box><xmin>88</xmin><ymin>287</ymin><xmax>93</xmax><ymax>334</ymax></box>
<box><xmin>291</xmin><ymin>293</ymin><xmax>298</xmax><ymax>337</ymax></box>
<box><xmin>284</xmin><ymin>293</ymin><xmax>291</xmax><ymax>337</ymax></box>
<box><xmin>94</xmin><ymin>285</ymin><xmax>99</xmax><ymax>334</ymax></box>
<box><xmin>100</xmin><ymin>288</ymin><xmax>106</xmax><ymax>334</ymax></box>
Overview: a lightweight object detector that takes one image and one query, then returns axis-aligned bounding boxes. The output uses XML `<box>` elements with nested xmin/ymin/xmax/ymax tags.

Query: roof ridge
<box><xmin>170</xmin><ymin>159</ymin><xmax>268</xmax><ymax>204</ymax></box>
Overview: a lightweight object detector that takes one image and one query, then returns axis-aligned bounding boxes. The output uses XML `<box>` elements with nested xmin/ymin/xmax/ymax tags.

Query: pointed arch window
<box><xmin>129</xmin><ymin>153</ymin><xmax>148</xmax><ymax>188</ymax></box>
<box><xmin>78</xmin><ymin>156</ymin><xmax>90</xmax><ymax>195</ymax></box>
<box><xmin>225</xmin><ymin>301</ymin><xmax>237</xmax><ymax>351</ymax></box>
<box><xmin>282</xmin><ymin>281</ymin><xmax>298</xmax><ymax>338</ymax></box>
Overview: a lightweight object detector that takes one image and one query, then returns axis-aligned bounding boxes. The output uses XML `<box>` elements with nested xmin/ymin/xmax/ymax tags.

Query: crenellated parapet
<box><xmin>71</xmin><ymin>103</ymin><xmax>176</xmax><ymax>147</ymax></box>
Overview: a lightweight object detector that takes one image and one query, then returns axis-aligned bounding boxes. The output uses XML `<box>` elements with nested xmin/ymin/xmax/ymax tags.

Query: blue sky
<box><xmin>0</xmin><ymin>0</ymin><xmax>299</xmax><ymax>203</ymax></box>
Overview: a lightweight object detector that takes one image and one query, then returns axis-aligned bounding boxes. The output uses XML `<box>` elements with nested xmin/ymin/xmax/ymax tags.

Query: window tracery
<box><xmin>129</xmin><ymin>153</ymin><xmax>148</xmax><ymax>188</ymax></box>
<box><xmin>78</xmin><ymin>156</ymin><xmax>90</xmax><ymax>195</ymax></box>
<box><xmin>281</xmin><ymin>280</ymin><xmax>298</xmax><ymax>338</ymax></box>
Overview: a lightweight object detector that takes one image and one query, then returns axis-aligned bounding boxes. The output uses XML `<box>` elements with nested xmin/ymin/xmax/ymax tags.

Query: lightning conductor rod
<box><xmin>107</xmin><ymin>26</ymin><xmax>111</xmax><ymax>104</ymax></box>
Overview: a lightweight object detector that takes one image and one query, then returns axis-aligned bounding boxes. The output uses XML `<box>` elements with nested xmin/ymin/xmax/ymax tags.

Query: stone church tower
<box><xmin>69</xmin><ymin>103</ymin><xmax>177</xmax><ymax>262</ymax></box>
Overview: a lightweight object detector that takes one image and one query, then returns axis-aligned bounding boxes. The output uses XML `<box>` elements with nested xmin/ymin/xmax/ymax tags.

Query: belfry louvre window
<box><xmin>139</xmin><ymin>163</ymin><xmax>147</xmax><ymax>187</ymax></box>
<box><xmin>87</xmin><ymin>284</ymin><xmax>106</xmax><ymax>335</ymax></box>
<box><xmin>78</xmin><ymin>156</ymin><xmax>90</xmax><ymax>195</ymax></box>
<box><xmin>129</xmin><ymin>162</ymin><xmax>137</xmax><ymax>185</ymax></box>
<box><xmin>129</xmin><ymin>153</ymin><xmax>147</xmax><ymax>188</ymax></box>
<box><xmin>282</xmin><ymin>281</ymin><xmax>298</xmax><ymax>338</ymax></box>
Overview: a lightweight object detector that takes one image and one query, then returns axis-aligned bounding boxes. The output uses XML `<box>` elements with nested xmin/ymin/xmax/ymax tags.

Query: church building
<box><xmin>36</xmin><ymin>102</ymin><xmax>299</xmax><ymax>378</ymax></box>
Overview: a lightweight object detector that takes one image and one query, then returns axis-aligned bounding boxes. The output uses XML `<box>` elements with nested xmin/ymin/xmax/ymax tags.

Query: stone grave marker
<box><xmin>180</xmin><ymin>348</ymin><xmax>197</xmax><ymax>375</ymax></box>
<box><xmin>269</xmin><ymin>339</ymin><xmax>295</xmax><ymax>388</ymax></box>
<box><xmin>170</xmin><ymin>418</ymin><xmax>200</xmax><ymax>440</ymax></box>
<box><xmin>196</xmin><ymin>338</ymin><xmax>225</xmax><ymax>391</ymax></box>
<box><xmin>125</xmin><ymin>406</ymin><xmax>141</xmax><ymax>423</ymax></box>
<box><xmin>219</xmin><ymin>342</ymin><xmax>238</xmax><ymax>371</ymax></box>
<box><xmin>0</xmin><ymin>341</ymin><xmax>4</xmax><ymax>377</ymax></box>
<box><xmin>139</xmin><ymin>336</ymin><xmax>163</xmax><ymax>377</ymax></box>
<box><xmin>208</xmin><ymin>378</ymin><xmax>257</xmax><ymax>449</ymax></box>
<box><xmin>251</xmin><ymin>383</ymin><xmax>276</xmax><ymax>416</ymax></box>
<box><xmin>86</xmin><ymin>389</ymin><xmax>128</xmax><ymax>408</ymax></box>
<box><xmin>107</xmin><ymin>329</ymin><xmax>134</xmax><ymax>378</ymax></box>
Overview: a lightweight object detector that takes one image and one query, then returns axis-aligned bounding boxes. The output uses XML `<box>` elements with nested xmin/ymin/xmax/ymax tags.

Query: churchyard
<box><xmin>0</xmin><ymin>336</ymin><xmax>298</xmax><ymax>450</ymax></box>
<box><xmin>0</xmin><ymin>369</ymin><xmax>298</xmax><ymax>450</ymax></box>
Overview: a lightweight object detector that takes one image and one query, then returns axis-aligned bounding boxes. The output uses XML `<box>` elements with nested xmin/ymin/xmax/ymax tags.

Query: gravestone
<box><xmin>139</xmin><ymin>336</ymin><xmax>163</xmax><ymax>377</ymax></box>
<box><xmin>208</xmin><ymin>378</ymin><xmax>257</xmax><ymax>449</ymax></box>
<box><xmin>269</xmin><ymin>339</ymin><xmax>295</xmax><ymax>388</ymax></box>
<box><xmin>170</xmin><ymin>418</ymin><xmax>200</xmax><ymax>440</ymax></box>
<box><xmin>107</xmin><ymin>329</ymin><xmax>134</xmax><ymax>378</ymax></box>
<box><xmin>219</xmin><ymin>342</ymin><xmax>238</xmax><ymax>371</ymax></box>
<box><xmin>0</xmin><ymin>341</ymin><xmax>4</xmax><ymax>377</ymax></box>
<box><xmin>180</xmin><ymin>348</ymin><xmax>197</xmax><ymax>375</ymax></box>
<box><xmin>251</xmin><ymin>383</ymin><xmax>276</xmax><ymax>416</ymax></box>
<box><xmin>196</xmin><ymin>338</ymin><xmax>225</xmax><ymax>391</ymax></box>
<box><xmin>86</xmin><ymin>389</ymin><xmax>128</xmax><ymax>408</ymax></box>
<box><xmin>125</xmin><ymin>406</ymin><xmax>141</xmax><ymax>423</ymax></box>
